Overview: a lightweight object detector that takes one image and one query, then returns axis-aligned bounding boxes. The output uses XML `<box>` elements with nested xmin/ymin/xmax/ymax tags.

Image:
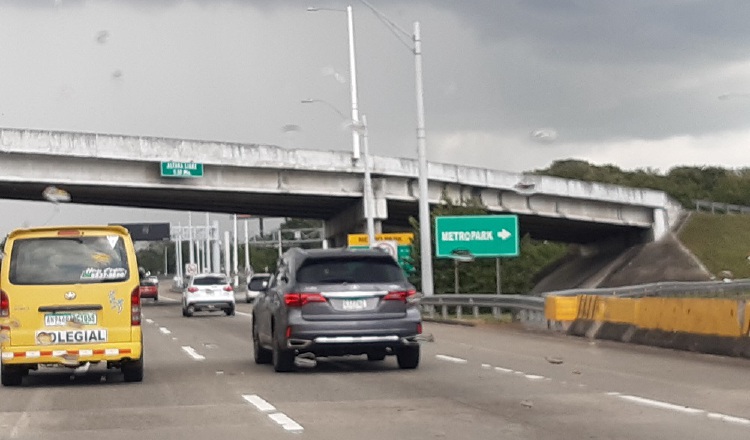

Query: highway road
<box><xmin>1</xmin><ymin>285</ymin><xmax>750</xmax><ymax>439</ymax></box>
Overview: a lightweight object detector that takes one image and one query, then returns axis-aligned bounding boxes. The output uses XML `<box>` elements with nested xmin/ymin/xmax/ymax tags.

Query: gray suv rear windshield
<box><xmin>9</xmin><ymin>236</ymin><xmax>130</xmax><ymax>285</ymax></box>
<box><xmin>296</xmin><ymin>257</ymin><xmax>405</xmax><ymax>284</ymax></box>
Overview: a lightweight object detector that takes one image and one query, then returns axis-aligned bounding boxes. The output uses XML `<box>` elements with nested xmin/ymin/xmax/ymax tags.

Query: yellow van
<box><xmin>0</xmin><ymin>225</ymin><xmax>143</xmax><ymax>386</ymax></box>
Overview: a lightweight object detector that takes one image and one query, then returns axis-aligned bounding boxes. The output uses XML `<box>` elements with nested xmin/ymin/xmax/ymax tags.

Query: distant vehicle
<box><xmin>182</xmin><ymin>273</ymin><xmax>235</xmax><ymax>317</ymax></box>
<box><xmin>0</xmin><ymin>225</ymin><xmax>144</xmax><ymax>386</ymax></box>
<box><xmin>245</xmin><ymin>273</ymin><xmax>271</xmax><ymax>303</ymax></box>
<box><xmin>139</xmin><ymin>276</ymin><xmax>159</xmax><ymax>302</ymax></box>
<box><xmin>252</xmin><ymin>247</ymin><xmax>422</xmax><ymax>372</ymax></box>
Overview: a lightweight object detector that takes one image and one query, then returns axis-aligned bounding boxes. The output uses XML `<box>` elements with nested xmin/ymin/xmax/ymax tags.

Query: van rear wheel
<box><xmin>1</xmin><ymin>365</ymin><xmax>22</xmax><ymax>386</ymax></box>
<box><xmin>123</xmin><ymin>356</ymin><xmax>144</xmax><ymax>383</ymax></box>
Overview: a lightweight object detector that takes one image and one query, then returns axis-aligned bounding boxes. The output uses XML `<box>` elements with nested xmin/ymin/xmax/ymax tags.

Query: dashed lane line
<box><xmin>242</xmin><ymin>394</ymin><xmax>304</xmax><ymax>433</ymax></box>
<box><xmin>435</xmin><ymin>354</ymin><xmax>468</xmax><ymax>364</ymax></box>
<box><xmin>607</xmin><ymin>392</ymin><xmax>750</xmax><ymax>427</ymax></box>
<box><xmin>181</xmin><ymin>346</ymin><xmax>205</xmax><ymax>361</ymax></box>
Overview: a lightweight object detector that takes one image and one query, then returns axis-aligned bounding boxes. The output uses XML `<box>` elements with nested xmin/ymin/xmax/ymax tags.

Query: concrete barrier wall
<box><xmin>545</xmin><ymin>296</ymin><xmax>579</xmax><ymax>322</ymax></box>
<box><xmin>638</xmin><ymin>298</ymin><xmax>742</xmax><ymax>337</ymax></box>
<box><xmin>556</xmin><ymin>295</ymin><xmax>750</xmax><ymax>359</ymax></box>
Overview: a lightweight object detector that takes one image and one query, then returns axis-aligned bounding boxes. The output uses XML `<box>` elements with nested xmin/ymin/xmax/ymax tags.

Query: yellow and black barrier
<box><xmin>546</xmin><ymin>295</ymin><xmax>750</xmax><ymax>358</ymax></box>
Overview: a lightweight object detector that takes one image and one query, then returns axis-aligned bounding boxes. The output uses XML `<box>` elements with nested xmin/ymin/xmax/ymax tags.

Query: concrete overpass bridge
<box><xmin>0</xmin><ymin>128</ymin><xmax>683</xmax><ymax>247</ymax></box>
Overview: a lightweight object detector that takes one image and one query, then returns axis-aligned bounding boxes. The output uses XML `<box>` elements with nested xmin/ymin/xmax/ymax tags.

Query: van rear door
<box><xmin>2</xmin><ymin>228</ymin><xmax>137</xmax><ymax>347</ymax></box>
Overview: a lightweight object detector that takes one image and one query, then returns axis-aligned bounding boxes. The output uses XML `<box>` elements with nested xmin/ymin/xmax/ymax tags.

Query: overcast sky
<box><xmin>2</xmin><ymin>0</ymin><xmax>750</xmax><ymax>235</ymax></box>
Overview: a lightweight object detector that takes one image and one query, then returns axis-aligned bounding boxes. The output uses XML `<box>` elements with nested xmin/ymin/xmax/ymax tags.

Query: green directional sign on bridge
<box><xmin>435</xmin><ymin>215</ymin><xmax>519</xmax><ymax>258</ymax></box>
<box><xmin>160</xmin><ymin>161</ymin><xmax>203</xmax><ymax>178</ymax></box>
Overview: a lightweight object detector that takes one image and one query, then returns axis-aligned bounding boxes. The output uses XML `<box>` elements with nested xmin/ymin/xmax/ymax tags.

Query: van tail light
<box><xmin>285</xmin><ymin>326</ymin><xmax>292</xmax><ymax>339</ymax></box>
<box><xmin>417</xmin><ymin>323</ymin><xmax>423</xmax><ymax>334</ymax></box>
<box><xmin>0</xmin><ymin>290</ymin><xmax>9</xmax><ymax>317</ymax></box>
<box><xmin>187</xmin><ymin>287</ymin><xmax>198</xmax><ymax>293</ymax></box>
<box><xmin>384</xmin><ymin>289</ymin><xmax>417</xmax><ymax>302</ymax></box>
<box><xmin>284</xmin><ymin>292</ymin><xmax>326</xmax><ymax>307</ymax></box>
<box><xmin>224</xmin><ymin>285</ymin><xmax>233</xmax><ymax>292</ymax></box>
<box><xmin>131</xmin><ymin>287</ymin><xmax>141</xmax><ymax>326</ymax></box>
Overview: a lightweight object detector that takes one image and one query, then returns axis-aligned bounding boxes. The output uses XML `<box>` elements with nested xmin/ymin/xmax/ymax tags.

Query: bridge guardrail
<box><xmin>418</xmin><ymin>278</ymin><xmax>750</xmax><ymax>326</ymax></box>
<box><xmin>419</xmin><ymin>294</ymin><xmax>545</xmax><ymax>324</ymax></box>
<box><xmin>540</xmin><ymin>279</ymin><xmax>750</xmax><ymax>298</ymax></box>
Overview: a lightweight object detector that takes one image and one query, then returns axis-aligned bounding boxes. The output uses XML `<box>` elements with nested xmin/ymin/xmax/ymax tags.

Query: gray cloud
<box><xmin>0</xmin><ymin>0</ymin><xmax>749</xmax><ymax>178</ymax></box>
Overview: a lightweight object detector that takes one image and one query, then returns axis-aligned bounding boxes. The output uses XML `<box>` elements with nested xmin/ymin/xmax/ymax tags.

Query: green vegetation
<box><xmin>678</xmin><ymin>212</ymin><xmax>750</xmax><ymax>279</ymax></box>
<box><xmin>535</xmin><ymin>160</ymin><xmax>750</xmax><ymax>208</ymax></box>
<box><xmin>538</xmin><ymin>160</ymin><xmax>750</xmax><ymax>283</ymax></box>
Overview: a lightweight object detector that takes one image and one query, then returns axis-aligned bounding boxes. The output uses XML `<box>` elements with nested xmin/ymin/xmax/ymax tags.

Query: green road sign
<box><xmin>435</xmin><ymin>215</ymin><xmax>519</xmax><ymax>258</ymax></box>
<box><xmin>160</xmin><ymin>161</ymin><xmax>203</xmax><ymax>178</ymax></box>
<box><xmin>349</xmin><ymin>244</ymin><xmax>415</xmax><ymax>275</ymax></box>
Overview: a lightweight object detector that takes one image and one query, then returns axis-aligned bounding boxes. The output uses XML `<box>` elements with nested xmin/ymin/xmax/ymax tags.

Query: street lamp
<box><xmin>302</xmin><ymin>98</ymin><xmax>376</xmax><ymax>245</ymax></box>
<box><xmin>355</xmin><ymin>0</ymin><xmax>434</xmax><ymax>296</ymax></box>
<box><xmin>307</xmin><ymin>5</ymin><xmax>361</xmax><ymax>162</ymax></box>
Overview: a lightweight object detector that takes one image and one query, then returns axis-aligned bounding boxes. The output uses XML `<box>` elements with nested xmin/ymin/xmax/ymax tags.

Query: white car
<box><xmin>245</xmin><ymin>273</ymin><xmax>271</xmax><ymax>303</ymax></box>
<box><xmin>183</xmin><ymin>273</ymin><xmax>235</xmax><ymax>317</ymax></box>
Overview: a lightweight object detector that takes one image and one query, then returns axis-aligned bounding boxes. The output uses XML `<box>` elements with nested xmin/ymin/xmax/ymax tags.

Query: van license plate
<box><xmin>44</xmin><ymin>312</ymin><xmax>97</xmax><ymax>326</ymax></box>
<box><xmin>342</xmin><ymin>299</ymin><xmax>367</xmax><ymax>311</ymax></box>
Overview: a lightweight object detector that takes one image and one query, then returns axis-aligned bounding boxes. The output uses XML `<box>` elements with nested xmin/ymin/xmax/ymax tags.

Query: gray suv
<box><xmin>252</xmin><ymin>247</ymin><xmax>422</xmax><ymax>372</ymax></box>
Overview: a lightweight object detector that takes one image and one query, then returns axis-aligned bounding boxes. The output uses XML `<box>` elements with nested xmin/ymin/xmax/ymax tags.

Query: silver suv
<box><xmin>252</xmin><ymin>247</ymin><xmax>422</xmax><ymax>372</ymax></box>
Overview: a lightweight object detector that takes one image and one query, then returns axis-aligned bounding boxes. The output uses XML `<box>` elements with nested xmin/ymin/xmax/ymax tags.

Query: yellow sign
<box><xmin>347</xmin><ymin>232</ymin><xmax>414</xmax><ymax>246</ymax></box>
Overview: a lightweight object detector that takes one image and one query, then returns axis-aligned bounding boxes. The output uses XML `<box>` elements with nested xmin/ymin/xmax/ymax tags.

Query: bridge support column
<box><xmin>652</xmin><ymin>207</ymin><xmax>669</xmax><ymax>240</ymax></box>
<box><xmin>324</xmin><ymin>181</ymin><xmax>388</xmax><ymax>248</ymax></box>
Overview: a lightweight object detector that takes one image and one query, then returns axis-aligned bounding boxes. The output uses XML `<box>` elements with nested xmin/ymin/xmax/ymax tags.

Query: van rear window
<box><xmin>9</xmin><ymin>236</ymin><xmax>130</xmax><ymax>285</ymax></box>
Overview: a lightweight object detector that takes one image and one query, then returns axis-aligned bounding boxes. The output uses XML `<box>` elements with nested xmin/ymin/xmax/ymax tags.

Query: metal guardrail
<box><xmin>419</xmin><ymin>294</ymin><xmax>545</xmax><ymax>323</ymax></box>
<box><xmin>695</xmin><ymin>200</ymin><xmax>750</xmax><ymax>215</ymax></box>
<box><xmin>540</xmin><ymin>279</ymin><xmax>750</xmax><ymax>298</ymax></box>
<box><xmin>418</xmin><ymin>278</ymin><xmax>750</xmax><ymax>323</ymax></box>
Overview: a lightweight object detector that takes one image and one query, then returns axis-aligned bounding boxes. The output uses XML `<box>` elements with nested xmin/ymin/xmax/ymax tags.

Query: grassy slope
<box><xmin>678</xmin><ymin>212</ymin><xmax>750</xmax><ymax>279</ymax></box>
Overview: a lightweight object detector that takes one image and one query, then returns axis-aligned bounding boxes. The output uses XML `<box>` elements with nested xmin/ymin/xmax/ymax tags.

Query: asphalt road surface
<box><xmin>2</xmin><ymin>285</ymin><xmax>750</xmax><ymax>439</ymax></box>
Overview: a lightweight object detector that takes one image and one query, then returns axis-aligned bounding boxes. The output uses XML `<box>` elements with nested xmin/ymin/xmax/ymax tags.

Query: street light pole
<box><xmin>302</xmin><ymin>98</ymin><xmax>376</xmax><ymax>244</ymax></box>
<box><xmin>346</xmin><ymin>5</ymin><xmax>362</xmax><ymax>162</ymax></box>
<box><xmin>361</xmin><ymin>114</ymin><xmax>376</xmax><ymax>245</ymax></box>
<box><xmin>413</xmin><ymin>21</ymin><xmax>434</xmax><ymax>297</ymax></box>
<box><xmin>307</xmin><ymin>5</ymin><xmax>361</xmax><ymax>162</ymax></box>
<box><xmin>312</xmin><ymin>1</ymin><xmax>433</xmax><ymax>295</ymax></box>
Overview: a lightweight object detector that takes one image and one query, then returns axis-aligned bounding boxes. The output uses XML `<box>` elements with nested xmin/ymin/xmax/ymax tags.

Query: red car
<box><xmin>139</xmin><ymin>276</ymin><xmax>159</xmax><ymax>301</ymax></box>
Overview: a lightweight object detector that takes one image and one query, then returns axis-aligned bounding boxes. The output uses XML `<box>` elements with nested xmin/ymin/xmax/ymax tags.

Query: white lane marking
<box><xmin>707</xmin><ymin>412</ymin><xmax>750</xmax><ymax>426</ymax></box>
<box><xmin>524</xmin><ymin>374</ymin><xmax>546</xmax><ymax>381</ymax></box>
<box><xmin>159</xmin><ymin>327</ymin><xmax>171</xmax><ymax>335</ymax></box>
<box><xmin>145</xmin><ymin>318</ymin><xmax>154</xmax><ymax>324</ymax></box>
<box><xmin>608</xmin><ymin>392</ymin><xmax>750</xmax><ymax>427</ymax></box>
<box><xmin>158</xmin><ymin>296</ymin><xmax>179</xmax><ymax>302</ymax></box>
<box><xmin>494</xmin><ymin>366</ymin><xmax>514</xmax><ymax>373</ymax></box>
<box><xmin>481</xmin><ymin>363</ymin><xmax>492</xmax><ymax>369</ymax></box>
<box><xmin>242</xmin><ymin>394</ymin><xmax>277</xmax><ymax>412</ymax></box>
<box><xmin>435</xmin><ymin>354</ymin><xmax>468</xmax><ymax>364</ymax></box>
<box><xmin>268</xmin><ymin>412</ymin><xmax>304</xmax><ymax>432</ymax></box>
<box><xmin>181</xmin><ymin>346</ymin><xmax>205</xmax><ymax>361</ymax></box>
<box><xmin>607</xmin><ymin>392</ymin><xmax>704</xmax><ymax>414</ymax></box>
<box><xmin>235</xmin><ymin>311</ymin><xmax>252</xmax><ymax>318</ymax></box>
